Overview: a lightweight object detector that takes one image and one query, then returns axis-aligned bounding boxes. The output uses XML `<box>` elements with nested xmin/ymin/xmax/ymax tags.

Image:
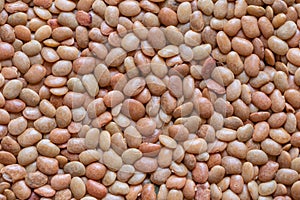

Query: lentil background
<box><xmin>0</xmin><ymin>0</ymin><xmax>300</xmax><ymax>199</ymax></box>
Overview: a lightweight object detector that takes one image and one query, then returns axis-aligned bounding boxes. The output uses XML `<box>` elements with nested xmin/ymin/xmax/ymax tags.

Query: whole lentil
<box><xmin>0</xmin><ymin>0</ymin><xmax>300</xmax><ymax>199</ymax></box>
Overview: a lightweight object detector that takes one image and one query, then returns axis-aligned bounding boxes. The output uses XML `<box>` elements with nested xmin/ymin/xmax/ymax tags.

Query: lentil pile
<box><xmin>1</xmin><ymin>0</ymin><xmax>300</xmax><ymax>199</ymax></box>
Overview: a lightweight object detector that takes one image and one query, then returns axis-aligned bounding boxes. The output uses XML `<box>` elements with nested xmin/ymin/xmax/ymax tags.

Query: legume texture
<box><xmin>1</xmin><ymin>0</ymin><xmax>300</xmax><ymax>199</ymax></box>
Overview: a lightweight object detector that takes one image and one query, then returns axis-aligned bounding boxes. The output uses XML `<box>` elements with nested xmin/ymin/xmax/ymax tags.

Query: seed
<box><xmin>291</xmin><ymin>181</ymin><xmax>300</xmax><ymax>199</ymax></box>
<box><xmin>34</xmin><ymin>116</ymin><xmax>57</xmax><ymax>133</ymax></box>
<box><xmin>276</xmin><ymin>21</ymin><xmax>297</xmax><ymax>40</ymax></box>
<box><xmin>25</xmin><ymin>171</ymin><xmax>48</xmax><ymax>188</ymax></box>
<box><xmin>269</xmin><ymin>128</ymin><xmax>291</xmax><ymax>144</ymax></box>
<box><xmin>37</xmin><ymin>156</ymin><xmax>59</xmax><ymax>175</ymax></box>
<box><xmin>183</xmin><ymin>138</ymin><xmax>207</xmax><ymax>155</ymax></box>
<box><xmin>276</xmin><ymin>169</ymin><xmax>298</xmax><ymax>185</ymax></box>
<box><xmin>121</xmin><ymin>33</ymin><xmax>140</xmax><ymax>52</ymax></box>
<box><xmin>148</xmin><ymin>27</ymin><xmax>166</xmax><ymax>50</ymax></box>
<box><xmin>0</xmin><ymin>42</ymin><xmax>14</xmax><ymax>61</ymax></box>
<box><xmin>79</xmin><ymin>150</ymin><xmax>101</xmax><ymax>165</ymax></box>
<box><xmin>134</xmin><ymin>157</ymin><xmax>158</xmax><ymax>173</ymax></box>
<box><xmin>158</xmin><ymin>7</ymin><xmax>178</xmax><ymax>26</ymax></box>
<box><xmin>259</xmin><ymin>161</ymin><xmax>279</xmax><ymax>182</ymax></box>
<box><xmin>17</xmin><ymin>146</ymin><xmax>38</xmax><ymax>166</ymax></box>
<box><xmin>258</xmin><ymin>16</ymin><xmax>274</xmax><ymax>38</ymax></box>
<box><xmin>36</xmin><ymin>139</ymin><xmax>59</xmax><ymax>157</ymax></box>
<box><xmin>258</xmin><ymin>180</ymin><xmax>277</xmax><ymax>196</ymax></box>
<box><xmin>64</xmin><ymin>161</ymin><xmax>86</xmax><ymax>177</ymax></box>
<box><xmin>221</xmin><ymin>156</ymin><xmax>242</xmax><ymax>174</ymax></box>
<box><xmin>51</xmin><ymin>174</ymin><xmax>71</xmax><ymax>190</ymax></box>
<box><xmin>268</xmin><ymin>36</ymin><xmax>289</xmax><ymax>55</ymax></box>
<box><xmin>103</xmin><ymin>149</ymin><xmax>123</xmax><ymax>171</ymax></box>
<box><xmin>86</xmin><ymin>163</ymin><xmax>107</xmax><ymax>180</ymax></box>
<box><xmin>105</xmin><ymin>48</ymin><xmax>127</xmax><ymax>67</ymax></box>
<box><xmin>34</xmin><ymin>185</ymin><xmax>56</xmax><ymax>197</ymax></box>
<box><xmin>0</xmin><ymin>0</ymin><xmax>300</xmax><ymax>197</ymax></box>
<box><xmin>1</xmin><ymin>136</ymin><xmax>21</xmax><ymax>155</ymax></box>
<box><xmin>244</xmin><ymin>54</ymin><xmax>260</xmax><ymax>77</ymax></box>
<box><xmin>70</xmin><ymin>177</ymin><xmax>86</xmax><ymax>199</ymax></box>
<box><xmin>231</xmin><ymin>37</ymin><xmax>253</xmax><ymax>56</ymax></box>
<box><xmin>12</xmin><ymin>180</ymin><xmax>31</xmax><ymax>199</ymax></box>
<box><xmin>24</xmin><ymin>64</ymin><xmax>46</xmax><ymax>84</ymax></box>
<box><xmin>109</xmin><ymin>181</ymin><xmax>130</xmax><ymax>195</ymax></box>
<box><xmin>86</xmin><ymin>180</ymin><xmax>108</xmax><ymax>199</ymax></box>
<box><xmin>246</xmin><ymin>149</ymin><xmax>268</xmax><ymax>165</ymax></box>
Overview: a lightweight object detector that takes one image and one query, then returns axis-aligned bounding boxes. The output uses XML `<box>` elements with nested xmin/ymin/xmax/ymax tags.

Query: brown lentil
<box><xmin>0</xmin><ymin>0</ymin><xmax>299</xmax><ymax>199</ymax></box>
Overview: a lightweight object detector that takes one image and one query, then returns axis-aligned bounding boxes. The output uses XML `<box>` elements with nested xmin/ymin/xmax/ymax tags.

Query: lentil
<box><xmin>0</xmin><ymin>0</ymin><xmax>299</xmax><ymax>199</ymax></box>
